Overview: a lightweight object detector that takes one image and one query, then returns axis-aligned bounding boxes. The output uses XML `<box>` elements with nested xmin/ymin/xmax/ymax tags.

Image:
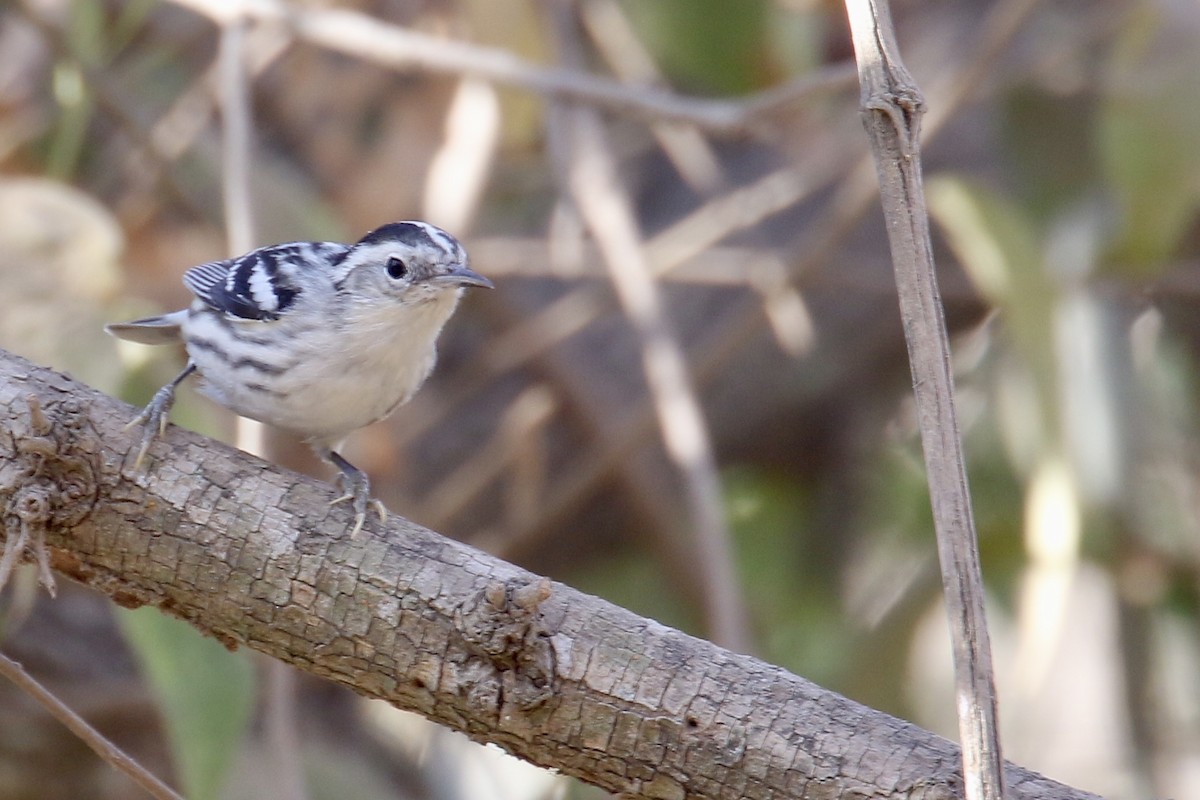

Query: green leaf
<box><xmin>927</xmin><ymin>176</ymin><xmax>1054</xmax><ymax>360</ymax></box>
<box><xmin>927</xmin><ymin>176</ymin><xmax>1065</xmax><ymax>445</ymax></box>
<box><xmin>1000</xmin><ymin>86</ymin><xmax>1097</xmax><ymax>218</ymax></box>
<box><xmin>119</xmin><ymin>607</ymin><xmax>256</xmax><ymax>800</ymax></box>
<box><xmin>1098</xmin><ymin>6</ymin><xmax>1200</xmax><ymax>271</ymax></box>
<box><xmin>619</xmin><ymin>0</ymin><xmax>771</xmax><ymax>95</ymax></box>
<box><xmin>565</xmin><ymin>546</ymin><xmax>699</xmax><ymax>635</ymax></box>
<box><xmin>723</xmin><ymin>467</ymin><xmax>851</xmax><ymax>684</ymax></box>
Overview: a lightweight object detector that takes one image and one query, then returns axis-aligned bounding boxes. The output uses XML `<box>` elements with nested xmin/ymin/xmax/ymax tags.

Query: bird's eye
<box><xmin>386</xmin><ymin>256</ymin><xmax>408</xmax><ymax>279</ymax></box>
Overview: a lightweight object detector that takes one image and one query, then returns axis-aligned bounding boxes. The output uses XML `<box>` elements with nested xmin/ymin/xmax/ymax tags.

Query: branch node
<box><xmin>863</xmin><ymin>83</ymin><xmax>925</xmax><ymax>157</ymax></box>
<box><xmin>457</xmin><ymin>577</ymin><xmax>558</xmax><ymax>711</ymax></box>
<box><xmin>1</xmin><ymin>394</ymin><xmax>104</xmax><ymax>595</ymax></box>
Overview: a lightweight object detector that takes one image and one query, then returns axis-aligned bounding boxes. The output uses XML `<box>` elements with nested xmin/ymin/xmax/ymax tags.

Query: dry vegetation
<box><xmin>1</xmin><ymin>1</ymin><xmax>1199</xmax><ymax>799</ymax></box>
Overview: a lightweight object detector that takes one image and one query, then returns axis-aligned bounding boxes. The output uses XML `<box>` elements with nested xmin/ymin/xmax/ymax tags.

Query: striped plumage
<box><xmin>183</xmin><ymin>240</ymin><xmax>348</xmax><ymax>321</ymax></box>
<box><xmin>107</xmin><ymin>221</ymin><xmax>492</xmax><ymax>536</ymax></box>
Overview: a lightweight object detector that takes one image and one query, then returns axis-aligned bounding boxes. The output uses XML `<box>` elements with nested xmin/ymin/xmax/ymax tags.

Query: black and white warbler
<box><xmin>106</xmin><ymin>221</ymin><xmax>493</xmax><ymax>537</ymax></box>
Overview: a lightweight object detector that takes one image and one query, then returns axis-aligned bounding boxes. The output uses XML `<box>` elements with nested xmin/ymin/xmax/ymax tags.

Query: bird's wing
<box><xmin>182</xmin><ymin>242</ymin><xmax>349</xmax><ymax>321</ymax></box>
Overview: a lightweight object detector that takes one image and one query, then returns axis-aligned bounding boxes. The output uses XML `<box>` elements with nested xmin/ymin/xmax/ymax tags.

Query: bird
<box><xmin>106</xmin><ymin>221</ymin><xmax>493</xmax><ymax>537</ymax></box>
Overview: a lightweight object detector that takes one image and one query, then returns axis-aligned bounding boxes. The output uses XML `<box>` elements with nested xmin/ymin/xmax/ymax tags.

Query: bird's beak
<box><xmin>429</xmin><ymin>265</ymin><xmax>494</xmax><ymax>289</ymax></box>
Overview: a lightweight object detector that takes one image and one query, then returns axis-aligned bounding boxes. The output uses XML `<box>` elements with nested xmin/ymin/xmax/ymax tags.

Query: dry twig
<box><xmin>544</xmin><ymin>5</ymin><xmax>750</xmax><ymax>652</ymax></box>
<box><xmin>843</xmin><ymin>1</ymin><xmax>1005</xmax><ymax>799</ymax></box>
<box><xmin>0</xmin><ymin>652</ymin><xmax>185</xmax><ymax>800</ymax></box>
<box><xmin>162</xmin><ymin>0</ymin><xmax>854</xmax><ymax>133</ymax></box>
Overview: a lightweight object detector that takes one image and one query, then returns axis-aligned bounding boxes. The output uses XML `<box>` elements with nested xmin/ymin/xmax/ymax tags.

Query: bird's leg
<box><xmin>317</xmin><ymin>447</ymin><xmax>386</xmax><ymax>538</ymax></box>
<box><xmin>125</xmin><ymin>362</ymin><xmax>197</xmax><ymax>469</ymax></box>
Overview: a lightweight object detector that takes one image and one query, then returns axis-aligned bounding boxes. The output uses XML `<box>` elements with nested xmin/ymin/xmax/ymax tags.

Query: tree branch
<box><xmin>161</xmin><ymin>0</ymin><xmax>855</xmax><ymax>134</ymax></box>
<box><xmin>843</xmin><ymin>2</ymin><xmax>1005</xmax><ymax>800</ymax></box>
<box><xmin>0</xmin><ymin>348</ymin><xmax>1099</xmax><ymax>800</ymax></box>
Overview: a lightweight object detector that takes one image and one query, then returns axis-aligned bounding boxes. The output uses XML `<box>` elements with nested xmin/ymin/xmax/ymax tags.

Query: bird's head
<box><xmin>337</xmin><ymin>221</ymin><xmax>492</xmax><ymax>304</ymax></box>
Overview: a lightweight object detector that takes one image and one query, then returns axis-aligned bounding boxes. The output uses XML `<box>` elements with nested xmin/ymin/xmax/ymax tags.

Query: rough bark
<box><xmin>0</xmin><ymin>348</ymin><xmax>1099</xmax><ymax>800</ymax></box>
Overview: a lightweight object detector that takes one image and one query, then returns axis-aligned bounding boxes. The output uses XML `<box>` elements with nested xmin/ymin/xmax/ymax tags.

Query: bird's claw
<box><xmin>331</xmin><ymin>472</ymin><xmax>386</xmax><ymax>542</ymax></box>
<box><xmin>328</xmin><ymin>494</ymin><xmax>384</xmax><ymax>537</ymax></box>
<box><xmin>123</xmin><ymin>364</ymin><xmax>193</xmax><ymax>471</ymax></box>
<box><xmin>125</xmin><ymin>383</ymin><xmax>176</xmax><ymax>470</ymax></box>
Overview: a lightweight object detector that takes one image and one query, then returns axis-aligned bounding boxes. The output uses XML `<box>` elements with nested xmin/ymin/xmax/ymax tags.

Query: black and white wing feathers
<box><xmin>183</xmin><ymin>241</ymin><xmax>349</xmax><ymax>321</ymax></box>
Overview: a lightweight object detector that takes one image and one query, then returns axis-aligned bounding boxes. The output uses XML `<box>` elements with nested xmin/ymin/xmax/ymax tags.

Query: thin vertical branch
<box><xmin>423</xmin><ymin>77</ymin><xmax>501</xmax><ymax>232</ymax></box>
<box><xmin>217</xmin><ymin>17</ymin><xmax>268</xmax><ymax>460</ymax></box>
<box><xmin>218</xmin><ymin>19</ymin><xmax>256</xmax><ymax>256</ymax></box>
<box><xmin>259</xmin><ymin>654</ymin><xmax>306</xmax><ymax>800</ymax></box>
<box><xmin>842</xmin><ymin>2</ymin><xmax>1006</xmax><ymax>800</ymax></box>
<box><xmin>544</xmin><ymin>4</ymin><xmax>751</xmax><ymax>653</ymax></box>
<box><xmin>218</xmin><ymin>18</ymin><xmax>306</xmax><ymax>800</ymax></box>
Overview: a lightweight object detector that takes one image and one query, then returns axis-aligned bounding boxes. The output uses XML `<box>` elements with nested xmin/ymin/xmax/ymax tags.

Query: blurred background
<box><xmin>1</xmin><ymin>0</ymin><xmax>1198</xmax><ymax>798</ymax></box>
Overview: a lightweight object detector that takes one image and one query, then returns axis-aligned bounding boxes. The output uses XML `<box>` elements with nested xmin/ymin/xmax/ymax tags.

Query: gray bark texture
<box><xmin>0</xmin><ymin>348</ymin><xmax>1100</xmax><ymax>800</ymax></box>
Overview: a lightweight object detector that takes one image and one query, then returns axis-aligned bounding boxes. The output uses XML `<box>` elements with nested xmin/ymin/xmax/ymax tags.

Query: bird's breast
<box><xmin>185</xmin><ymin>292</ymin><xmax>462</xmax><ymax>442</ymax></box>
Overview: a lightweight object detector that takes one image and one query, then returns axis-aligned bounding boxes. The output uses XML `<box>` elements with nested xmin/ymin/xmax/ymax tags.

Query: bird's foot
<box><xmin>324</xmin><ymin>451</ymin><xmax>386</xmax><ymax>538</ymax></box>
<box><xmin>124</xmin><ymin>380</ymin><xmax>179</xmax><ymax>470</ymax></box>
<box><xmin>329</xmin><ymin>494</ymin><xmax>387</xmax><ymax>539</ymax></box>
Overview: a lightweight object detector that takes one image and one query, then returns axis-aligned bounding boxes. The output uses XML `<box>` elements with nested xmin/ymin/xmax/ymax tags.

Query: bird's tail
<box><xmin>104</xmin><ymin>310</ymin><xmax>187</xmax><ymax>345</ymax></box>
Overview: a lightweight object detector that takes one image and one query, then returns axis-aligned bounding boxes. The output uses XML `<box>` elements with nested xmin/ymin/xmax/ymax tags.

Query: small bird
<box><xmin>106</xmin><ymin>221</ymin><xmax>493</xmax><ymax>537</ymax></box>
